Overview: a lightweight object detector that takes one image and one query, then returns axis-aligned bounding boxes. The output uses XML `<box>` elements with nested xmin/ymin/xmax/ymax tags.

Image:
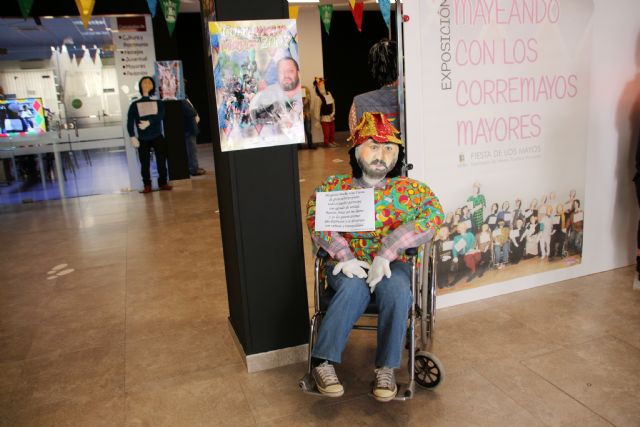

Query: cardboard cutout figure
<box><xmin>306</xmin><ymin>112</ymin><xmax>444</xmax><ymax>402</ymax></box>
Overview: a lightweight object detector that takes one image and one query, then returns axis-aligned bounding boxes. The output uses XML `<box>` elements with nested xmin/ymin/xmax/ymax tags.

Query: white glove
<box><xmin>195</xmin><ymin>115</ymin><xmax>201</xmax><ymax>124</ymax></box>
<box><xmin>130</xmin><ymin>136</ymin><xmax>140</xmax><ymax>148</ymax></box>
<box><xmin>366</xmin><ymin>256</ymin><xmax>391</xmax><ymax>293</ymax></box>
<box><xmin>138</xmin><ymin>120</ymin><xmax>150</xmax><ymax>130</ymax></box>
<box><xmin>332</xmin><ymin>259</ymin><xmax>370</xmax><ymax>279</ymax></box>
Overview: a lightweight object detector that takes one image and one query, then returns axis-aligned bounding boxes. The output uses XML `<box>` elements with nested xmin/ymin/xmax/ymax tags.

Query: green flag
<box><xmin>17</xmin><ymin>0</ymin><xmax>34</xmax><ymax>19</ymax></box>
<box><xmin>160</xmin><ymin>0</ymin><xmax>181</xmax><ymax>36</ymax></box>
<box><xmin>318</xmin><ymin>4</ymin><xmax>333</xmax><ymax>35</ymax></box>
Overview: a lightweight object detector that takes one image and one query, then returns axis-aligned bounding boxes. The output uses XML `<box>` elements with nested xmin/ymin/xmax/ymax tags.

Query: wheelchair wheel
<box><xmin>414</xmin><ymin>351</ymin><xmax>445</xmax><ymax>389</ymax></box>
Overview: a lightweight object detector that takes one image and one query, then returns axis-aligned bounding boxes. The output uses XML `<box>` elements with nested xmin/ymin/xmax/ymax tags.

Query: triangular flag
<box><xmin>74</xmin><ymin>0</ymin><xmax>95</xmax><ymax>29</ymax></box>
<box><xmin>318</xmin><ymin>4</ymin><xmax>333</xmax><ymax>35</ymax></box>
<box><xmin>17</xmin><ymin>0</ymin><xmax>34</xmax><ymax>19</ymax></box>
<box><xmin>348</xmin><ymin>0</ymin><xmax>356</xmax><ymax>10</ymax></box>
<box><xmin>200</xmin><ymin>0</ymin><xmax>215</xmax><ymax>18</ymax></box>
<box><xmin>160</xmin><ymin>0</ymin><xmax>181</xmax><ymax>36</ymax></box>
<box><xmin>378</xmin><ymin>0</ymin><xmax>391</xmax><ymax>29</ymax></box>
<box><xmin>146</xmin><ymin>0</ymin><xmax>158</xmax><ymax>17</ymax></box>
<box><xmin>288</xmin><ymin>5</ymin><xmax>299</xmax><ymax>20</ymax></box>
<box><xmin>351</xmin><ymin>1</ymin><xmax>364</xmax><ymax>32</ymax></box>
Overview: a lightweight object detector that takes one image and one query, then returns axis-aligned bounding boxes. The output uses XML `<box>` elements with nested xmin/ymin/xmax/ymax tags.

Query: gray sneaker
<box><xmin>312</xmin><ymin>361</ymin><xmax>344</xmax><ymax>397</ymax></box>
<box><xmin>373</xmin><ymin>367</ymin><xmax>397</xmax><ymax>402</ymax></box>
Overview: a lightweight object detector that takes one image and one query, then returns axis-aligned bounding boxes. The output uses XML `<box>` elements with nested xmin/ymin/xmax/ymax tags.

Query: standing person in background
<box><xmin>314</xmin><ymin>77</ymin><xmax>336</xmax><ymax>147</ymax></box>
<box><xmin>302</xmin><ymin>85</ymin><xmax>316</xmax><ymax>149</ymax></box>
<box><xmin>467</xmin><ymin>182</ymin><xmax>486</xmax><ymax>233</ymax></box>
<box><xmin>181</xmin><ymin>81</ymin><xmax>206</xmax><ymax>176</ymax></box>
<box><xmin>349</xmin><ymin>39</ymin><xmax>399</xmax><ymax>134</ymax></box>
<box><xmin>127</xmin><ymin>76</ymin><xmax>172</xmax><ymax>194</ymax></box>
<box><xmin>549</xmin><ymin>204</ymin><xmax>567</xmax><ymax>259</ymax></box>
<box><xmin>539</xmin><ymin>206</ymin><xmax>554</xmax><ymax>259</ymax></box>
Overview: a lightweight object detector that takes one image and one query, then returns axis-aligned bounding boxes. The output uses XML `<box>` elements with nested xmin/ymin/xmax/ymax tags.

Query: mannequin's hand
<box><xmin>130</xmin><ymin>136</ymin><xmax>140</xmax><ymax>148</ymax></box>
<box><xmin>366</xmin><ymin>256</ymin><xmax>391</xmax><ymax>293</ymax></box>
<box><xmin>138</xmin><ymin>120</ymin><xmax>150</xmax><ymax>130</ymax></box>
<box><xmin>195</xmin><ymin>115</ymin><xmax>200</xmax><ymax>124</ymax></box>
<box><xmin>332</xmin><ymin>259</ymin><xmax>370</xmax><ymax>279</ymax></box>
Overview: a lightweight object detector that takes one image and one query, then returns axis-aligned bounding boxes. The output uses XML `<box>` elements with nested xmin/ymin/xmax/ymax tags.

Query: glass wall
<box><xmin>0</xmin><ymin>17</ymin><xmax>130</xmax><ymax>205</ymax></box>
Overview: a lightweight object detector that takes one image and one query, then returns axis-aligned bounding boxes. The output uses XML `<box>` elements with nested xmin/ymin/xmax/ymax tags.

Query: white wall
<box><xmin>296</xmin><ymin>6</ymin><xmax>324</xmax><ymax>143</ymax></box>
<box><xmin>404</xmin><ymin>0</ymin><xmax>640</xmax><ymax>307</ymax></box>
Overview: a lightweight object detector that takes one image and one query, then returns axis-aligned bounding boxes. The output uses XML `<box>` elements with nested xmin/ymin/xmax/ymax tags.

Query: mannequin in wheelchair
<box><xmin>305</xmin><ymin>112</ymin><xmax>444</xmax><ymax>402</ymax></box>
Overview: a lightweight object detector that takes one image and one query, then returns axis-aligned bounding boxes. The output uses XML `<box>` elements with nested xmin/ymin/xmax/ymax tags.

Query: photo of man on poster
<box><xmin>249</xmin><ymin>56</ymin><xmax>303</xmax><ymax>133</ymax></box>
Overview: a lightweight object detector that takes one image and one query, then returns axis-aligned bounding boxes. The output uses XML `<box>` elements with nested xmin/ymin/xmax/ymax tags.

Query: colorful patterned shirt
<box><xmin>467</xmin><ymin>194</ymin><xmax>486</xmax><ymax>229</ymax></box>
<box><xmin>306</xmin><ymin>175</ymin><xmax>444</xmax><ymax>264</ymax></box>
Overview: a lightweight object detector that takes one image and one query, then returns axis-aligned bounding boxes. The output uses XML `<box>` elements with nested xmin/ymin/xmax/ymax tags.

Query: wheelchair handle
<box><xmin>316</xmin><ymin>248</ymin><xmax>330</xmax><ymax>260</ymax></box>
<box><xmin>405</xmin><ymin>247</ymin><xmax>418</xmax><ymax>257</ymax></box>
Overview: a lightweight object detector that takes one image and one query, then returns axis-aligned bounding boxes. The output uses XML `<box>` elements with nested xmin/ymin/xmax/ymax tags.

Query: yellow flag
<box><xmin>348</xmin><ymin>0</ymin><xmax>356</xmax><ymax>9</ymax></box>
<box><xmin>288</xmin><ymin>5</ymin><xmax>299</xmax><ymax>20</ymax></box>
<box><xmin>74</xmin><ymin>0</ymin><xmax>95</xmax><ymax>28</ymax></box>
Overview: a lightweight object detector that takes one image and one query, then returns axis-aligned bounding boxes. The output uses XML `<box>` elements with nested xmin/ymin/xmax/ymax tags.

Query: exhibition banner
<box><xmin>404</xmin><ymin>0</ymin><xmax>593</xmax><ymax>295</ymax></box>
<box><xmin>209</xmin><ymin>19</ymin><xmax>305</xmax><ymax>152</ymax></box>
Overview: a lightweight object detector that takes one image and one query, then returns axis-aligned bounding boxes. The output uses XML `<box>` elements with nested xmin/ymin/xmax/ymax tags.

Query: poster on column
<box><xmin>404</xmin><ymin>0</ymin><xmax>593</xmax><ymax>295</ymax></box>
<box><xmin>209</xmin><ymin>19</ymin><xmax>305</xmax><ymax>152</ymax></box>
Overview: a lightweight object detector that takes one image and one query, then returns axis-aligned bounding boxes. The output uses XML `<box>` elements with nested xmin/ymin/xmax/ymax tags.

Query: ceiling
<box><xmin>0</xmin><ymin>0</ymin><xmax>396</xmax><ymax>60</ymax></box>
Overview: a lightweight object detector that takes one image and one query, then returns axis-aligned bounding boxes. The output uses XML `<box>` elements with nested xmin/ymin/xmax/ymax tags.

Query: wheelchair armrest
<box><xmin>316</xmin><ymin>248</ymin><xmax>330</xmax><ymax>260</ymax></box>
<box><xmin>405</xmin><ymin>247</ymin><xmax>419</xmax><ymax>257</ymax></box>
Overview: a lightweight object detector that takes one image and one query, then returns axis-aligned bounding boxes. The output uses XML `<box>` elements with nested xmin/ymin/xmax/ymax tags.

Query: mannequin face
<box><xmin>140</xmin><ymin>78</ymin><xmax>154</xmax><ymax>96</ymax></box>
<box><xmin>356</xmin><ymin>139</ymin><xmax>399</xmax><ymax>181</ymax></box>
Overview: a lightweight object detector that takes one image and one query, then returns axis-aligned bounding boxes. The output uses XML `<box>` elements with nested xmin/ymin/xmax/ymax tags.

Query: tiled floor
<box><xmin>1</xmin><ymin>142</ymin><xmax>639</xmax><ymax>426</ymax></box>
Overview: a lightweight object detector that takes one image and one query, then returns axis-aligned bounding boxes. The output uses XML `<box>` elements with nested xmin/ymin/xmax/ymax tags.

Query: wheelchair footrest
<box><xmin>298</xmin><ymin>373</ymin><xmax>333</xmax><ymax>397</ymax></box>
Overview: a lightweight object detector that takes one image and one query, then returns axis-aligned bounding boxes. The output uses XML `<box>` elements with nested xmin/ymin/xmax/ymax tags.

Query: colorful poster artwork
<box><xmin>154</xmin><ymin>60</ymin><xmax>185</xmax><ymax>100</ymax></box>
<box><xmin>404</xmin><ymin>1</ymin><xmax>594</xmax><ymax>295</ymax></box>
<box><xmin>209</xmin><ymin>19</ymin><xmax>305</xmax><ymax>152</ymax></box>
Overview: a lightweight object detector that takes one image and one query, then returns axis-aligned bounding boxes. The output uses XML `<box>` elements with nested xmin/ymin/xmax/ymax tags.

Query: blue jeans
<box><xmin>311</xmin><ymin>262</ymin><xmax>412</xmax><ymax>368</ymax></box>
<box><xmin>494</xmin><ymin>242</ymin><xmax>510</xmax><ymax>263</ymax></box>
<box><xmin>184</xmin><ymin>132</ymin><xmax>199</xmax><ymax>174</ymax></box>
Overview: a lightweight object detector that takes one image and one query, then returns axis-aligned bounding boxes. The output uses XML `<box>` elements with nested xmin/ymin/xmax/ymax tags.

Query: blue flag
<box><xmin>147</xmin><ymin>0</ymin><xmax>158</xmax><ymax>17</ymax></box>
<box><xmin>379</xmin><ymin>0</ymin><xmax>391</xmax><ymax>29</ymax></box>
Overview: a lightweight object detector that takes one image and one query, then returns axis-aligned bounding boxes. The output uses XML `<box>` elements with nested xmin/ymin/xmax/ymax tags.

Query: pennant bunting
<box><xmin>160</xmin><ymin>0</ymin><xmax>181</xmax><ymax>36</ymax></box>
<box><xmin>74</xmin><ymin>0</ymin><xmax>96</xmax><ymax>29</ymax></box>
<box><xmin>17</xmin><ymin>0</ymin><xmax>34</xmax><ymax>19</ymax></box>
<box><xmin>348</xmin><ymin>0</ymin><xmax>355</xmax><ymax>10</ymax></box>
<box><xmin>351</xmin><ymin>1</ymin><xmax>364</xmax><ymax>32</ymax></box>
<box><xmin>288</xmin><ymin>5</ymin><xmax>299</xmax><ymax>20</ymax></box>
<box><xmin>378</xmin><ymin>0</ymin><xmax>391</xmax><ymax>29</ymax></box>
<box><xmin>318</xmin><ymin>4</ymin><xmax>333</xmax><ymax>35</ymax></box>
<box><xmin>199</xmin><ymin>0</ymin><xmax>215</xmax><ymax>18</ymax></box>
<box><xmin>146</xmin><ymin>0</ymin><xmax>158</xmax><ymax>17</ymax></box>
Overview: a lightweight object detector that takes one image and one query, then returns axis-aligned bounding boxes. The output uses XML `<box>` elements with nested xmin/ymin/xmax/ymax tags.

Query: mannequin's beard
<box><xmin>358</xmin><ymin>158</ymin><xmax>392</xmax><ymax>180</ymax></box>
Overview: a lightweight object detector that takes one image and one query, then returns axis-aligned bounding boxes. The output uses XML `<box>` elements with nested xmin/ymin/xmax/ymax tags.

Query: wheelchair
<box><xmin>298</xmin><ymin>245</ymin><xmax>445</xmax><ymax>401</ymax></box>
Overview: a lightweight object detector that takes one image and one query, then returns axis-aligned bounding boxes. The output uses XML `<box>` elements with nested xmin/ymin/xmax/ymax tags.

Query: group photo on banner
<box><xmin>434</xmin><ymin>183</ymin><xmax>584</xmax><ymax>293</ymax></box>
